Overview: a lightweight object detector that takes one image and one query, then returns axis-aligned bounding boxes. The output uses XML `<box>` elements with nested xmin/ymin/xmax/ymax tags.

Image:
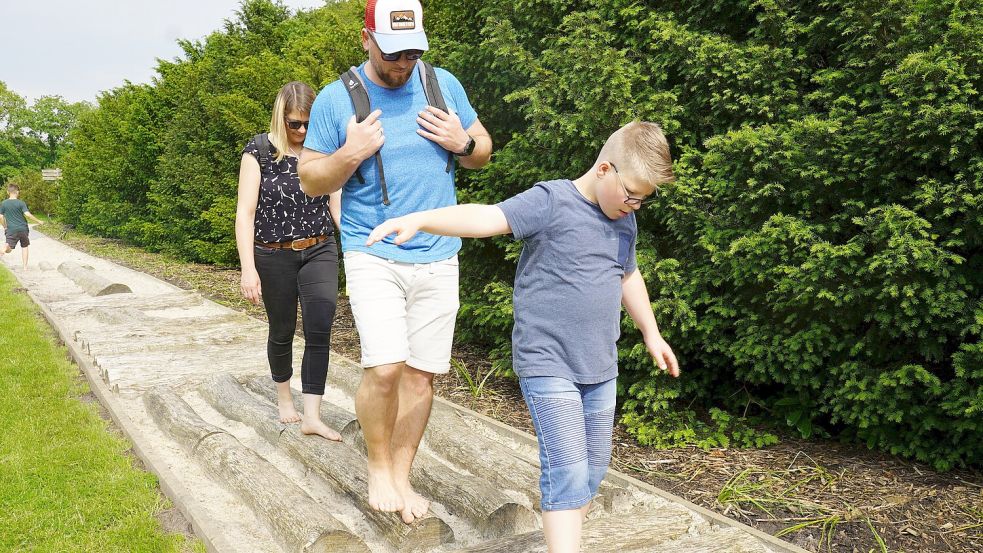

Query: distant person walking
<box><xmin>234</xmin><ymin>81</ymin><xmax>342</xmax><ymax>441</ymax></box>
<box><xmin>0</xmin><ymin>184</ymin><xmax>44</xmax><ymax>270</ymax></box>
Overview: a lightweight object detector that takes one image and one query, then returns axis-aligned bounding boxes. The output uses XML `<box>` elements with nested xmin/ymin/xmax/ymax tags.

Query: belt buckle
<box><xmin>290</xmin><ymin>238</ymin><xmax>308</xmax><ymax>251</ymax></box>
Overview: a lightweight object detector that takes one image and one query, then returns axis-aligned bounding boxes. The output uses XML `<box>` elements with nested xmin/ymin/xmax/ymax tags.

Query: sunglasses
<box><xmin>368</xmin><ymin>32</ymin><xmax>423</xmax><ymax>62</ymax></box>
<box><xmin>285</xmin><ymin>119</ymin><xmax>309</xmax><ymax>130</ymax></box>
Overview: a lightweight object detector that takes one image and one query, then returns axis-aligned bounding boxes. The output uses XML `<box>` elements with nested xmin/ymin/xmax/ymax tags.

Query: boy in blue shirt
<box><xmin>368</xmin><ymin>121</ymin><xmax>681</xmax><ymax>552</ymax></box>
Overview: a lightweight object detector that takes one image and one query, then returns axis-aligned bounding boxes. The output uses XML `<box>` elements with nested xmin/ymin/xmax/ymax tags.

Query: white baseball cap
<box><xmin>365</xmin><ymin>0</ymin><xmax>429</xmax><ymax>54</ymax></box>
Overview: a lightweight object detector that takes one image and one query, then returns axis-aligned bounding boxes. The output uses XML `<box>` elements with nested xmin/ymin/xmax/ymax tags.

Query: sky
<box><xmin>1</xmin><ymin>0</ymin><xmax>328</xmax><ymax>104</ymax></box>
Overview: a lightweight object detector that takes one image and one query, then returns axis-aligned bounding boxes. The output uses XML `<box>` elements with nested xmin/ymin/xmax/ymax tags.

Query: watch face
<box><xmin>461</xmin><ymin>136</ymin><xmax>476</xmax><ymax>156</ymax></box>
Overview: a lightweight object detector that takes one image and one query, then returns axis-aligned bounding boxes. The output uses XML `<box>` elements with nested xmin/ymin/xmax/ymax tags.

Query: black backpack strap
<box><xmin>254</xmin><ymin>132</ymin><xmax>271</xmax><ymax>171</ymax></box>
<box><xmin>417</xmin><ymin>61</ymin><xmax>454</xmax><ymax>173</ymax></box>
<box><xmin>341</xmin><ymin>67</ymin><xmax>389</xmax><ymax>205</ymax></box>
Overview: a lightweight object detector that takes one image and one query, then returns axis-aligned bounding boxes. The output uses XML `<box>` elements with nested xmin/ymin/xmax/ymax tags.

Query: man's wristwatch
<box><xmin>456</xmin><ymin>135</ymin><xmax>476</xmax><ymax>157</ymax></box>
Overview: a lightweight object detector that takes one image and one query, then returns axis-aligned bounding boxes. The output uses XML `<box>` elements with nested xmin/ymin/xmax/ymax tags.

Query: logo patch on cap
<box><xmin>390</xmin><ymin>10</ymin><xmax>416</xmax><ymax>30</ymax></box>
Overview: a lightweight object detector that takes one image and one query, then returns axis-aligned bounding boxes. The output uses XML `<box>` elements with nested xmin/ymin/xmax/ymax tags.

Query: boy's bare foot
<box><xmin>367</xmin><ymin>464</ymin><xmax>404</xmax><ymax>513</ymax></box>
<box><xmin>300</xmin><ymin>416</ymin><xmax>341</xmax><ymax>441</ymax></box>
<box><xmin>397</xmin><ymin>485</ymin><xmax>430</xmax><ymax>524</ymax></box>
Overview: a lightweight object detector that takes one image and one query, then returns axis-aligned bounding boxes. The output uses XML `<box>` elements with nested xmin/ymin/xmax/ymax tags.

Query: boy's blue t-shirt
<box><xmin>497</xmin><ymin>180</ymin><xmax>638</xmax><ymax>384</ymax></box>
<box><xmin>0</xmin><ymin>199</ymin><xmax>29</xmax><ymax>234</ymax></box>
<box><xmin>305</xmin><ymin>63</ymin><xmax>478</xmax><ymax>263</ymax></box>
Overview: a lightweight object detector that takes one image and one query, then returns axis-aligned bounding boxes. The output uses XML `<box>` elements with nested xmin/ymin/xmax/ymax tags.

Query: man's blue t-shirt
<box><xmin>497</xmin><ymin>180</ymin><xmax>638</xmax><ymax>384</ymax></box>
<box><xmin>305</xmin><ymin>63</ymin><xmax>478</xmax><ymax>263</ymax></box>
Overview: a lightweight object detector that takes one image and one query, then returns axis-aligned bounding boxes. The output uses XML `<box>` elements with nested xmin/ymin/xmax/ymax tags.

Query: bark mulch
<box><xmin>48</xmin><ymin>224</ymin><xmax>983</xmax><ymax>553</ymax></box>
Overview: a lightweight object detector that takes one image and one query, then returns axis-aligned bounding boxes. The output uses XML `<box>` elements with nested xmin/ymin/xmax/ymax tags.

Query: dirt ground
<box><xmin>47</xmin><ymin>224</ymin><xmax>983</xmax><ymax>553</ymax></box>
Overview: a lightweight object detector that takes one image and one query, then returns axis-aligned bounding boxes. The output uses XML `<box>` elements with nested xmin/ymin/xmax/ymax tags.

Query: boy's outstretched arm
<box><xmin>622</xmin><ymin>269</ymin><xmax>680</xmax><ymax>377</ymax></box>
<box><xmin>367</xmin><ymin>204</ymin><xmax>511</xmax><ymax>246</ymax></box>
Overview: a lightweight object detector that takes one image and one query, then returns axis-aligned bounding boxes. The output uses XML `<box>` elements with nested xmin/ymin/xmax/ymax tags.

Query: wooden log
<box><xmin>450</xmin><ymin>508</ymin><xmax>695</xmax><ymax>553</ymax></box>
<box><xmin>57</xmin><ymin>261</ymin><xmax>132</xmax><ymax>296</ymax></box>
<box><xmin>144</xmin><ymin>388</ymin><xmax>368</xmax><ymax>553</ymax></box>
<box><xmin>328</xmin><ymin>358</ymin><xmax>630</xmax><ymax>512</ymax></box>
<box><xmin>200</xmin><ymin>375</ymin><xmax>454</xmax><ymax>552</ymax></box>
<box><xmin>243</xmin><ymin>376</ymin><xmax>539</xmax><ymax>538</ymax></box>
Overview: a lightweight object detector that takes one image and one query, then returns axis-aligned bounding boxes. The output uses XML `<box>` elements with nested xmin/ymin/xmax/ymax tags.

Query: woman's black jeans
<box><xmin>253</xmin><ymin>237</ymin><xmax>338</xmax><ymax>395</ymax></box>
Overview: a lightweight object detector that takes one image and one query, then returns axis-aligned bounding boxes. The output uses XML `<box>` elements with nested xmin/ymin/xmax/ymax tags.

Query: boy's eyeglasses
<box><xmin>286</xmin><ymin>119</ymin><xmax>310</xmax><ymax>130</ymax></box>
<box><xmin>368</xmin><ymin>32</ymin><xmax>423</xmax><ymax>62</ymax></box>
<box><xmin>610</xmin><ymin>162</ymin><xmax>658</xmax><ymax>206</ymax></box>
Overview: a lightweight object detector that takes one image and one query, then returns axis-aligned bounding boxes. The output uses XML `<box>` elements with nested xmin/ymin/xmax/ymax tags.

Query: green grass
<box><xmin>0</xmin><ymin>268</ymin><xmax>199</xmax><ymax>552</ymax></box>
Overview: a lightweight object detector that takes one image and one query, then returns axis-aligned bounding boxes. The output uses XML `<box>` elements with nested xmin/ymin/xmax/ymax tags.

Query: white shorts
<box><xmin>344</xmin><ymin>251</ymin><xmax>460</xmax><ymax>374</ymax></box>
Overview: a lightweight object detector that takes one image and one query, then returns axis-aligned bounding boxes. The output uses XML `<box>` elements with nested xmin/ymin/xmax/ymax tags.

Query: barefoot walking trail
<box><xmin>3</xmin><ymin>229</ymin><xmax>809</xmax><ymax>553</ymax></box>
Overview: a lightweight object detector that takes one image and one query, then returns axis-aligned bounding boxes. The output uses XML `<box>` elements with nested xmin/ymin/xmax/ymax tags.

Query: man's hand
<box><xmin>366</xmin><ymin>215</ymin><xmax>421</xmax><ymax>246</ymax></box>
<box><xmin>240</xmin><ymin>268</ymin><xmax>262</xmax><ymax>305</ymax></box>
<box><xmin>344</xmin><ymin>109</ymin><xmax>385</xmax><ymax>162</ymax></box>
<box><xmin>644</xmin><ymin>334</ymin><xmax>680</xmax><ymax>377</ymax></box>
<box><xmin>416</xmin><ymin>106</ymin><xmax>470</xmax><ymax>154</ymax></box>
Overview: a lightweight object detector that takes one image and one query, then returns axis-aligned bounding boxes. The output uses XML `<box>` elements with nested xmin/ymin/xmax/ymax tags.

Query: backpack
<box><xmin>253</xmin><ymin>132</ymin><xmax>273</xmax><ymax>171</ymax></box>
<box><xmin>340</xmin><ymin>61</ymin><xmax>454</xmax><ymax>206</ymax></box>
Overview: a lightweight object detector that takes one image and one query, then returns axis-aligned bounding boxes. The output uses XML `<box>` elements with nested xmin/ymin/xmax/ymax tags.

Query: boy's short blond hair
<box><xmin>597</xmin><ymin>121</ymin><xmax>674</xmax><ymax>191</ymax></box>
<box><xmin>7</xmin><ymin>184</ymin><xmax>19</xmax><ymax>193</ymax></box>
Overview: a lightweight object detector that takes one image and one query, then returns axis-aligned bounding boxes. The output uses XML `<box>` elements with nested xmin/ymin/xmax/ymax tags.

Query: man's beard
<box><xmin>372</xmin><ymin>59</ymin><xmax>412</xmax><ymax>88</ymax></box>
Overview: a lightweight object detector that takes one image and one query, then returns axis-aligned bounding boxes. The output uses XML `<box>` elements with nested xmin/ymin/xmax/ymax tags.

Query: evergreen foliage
<box><xmin>57</xmin><ymin>0</ymin><xmax>982</xmax><ymax>469</ymax></box>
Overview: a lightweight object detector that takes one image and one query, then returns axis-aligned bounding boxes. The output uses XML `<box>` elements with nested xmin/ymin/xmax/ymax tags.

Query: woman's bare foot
<box><xmin>300</xmin><ymin>393</ymin><xmax>340</xmax><ymax>440</ymax></box>
<box><xmin>275</xmin><ymin>383</ymin><xmax>300</xmax><ymax>423</ymax></box>
<box><xmin>367</xmin><ymin>464</ymin><xmax>404</xmax><ymax>513</ymax></box>
<box><xmin>300</xmin><ymin>416</ymin><xmax>342</xmax><ymax>441</ymax></box>
<box><xmin>277</xmin><ymin>402</ymin><xmax>301</xmax><ymax>423</ymax></box>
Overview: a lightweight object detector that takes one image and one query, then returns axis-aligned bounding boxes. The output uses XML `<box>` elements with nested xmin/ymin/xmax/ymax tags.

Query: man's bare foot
<box><xmin>300</xmin><ymin>416</ymin><xmax>341</xmax><ymax>441</ymax></box>
<box><xmin>397</xmin><ymin>484</ymin><xmax>430</xmax><ymax>523</ymax></box>
<box><xmin>367</xmin><ymin>464</ymin><xmax>404</xmax><ymax>513</ymax></box>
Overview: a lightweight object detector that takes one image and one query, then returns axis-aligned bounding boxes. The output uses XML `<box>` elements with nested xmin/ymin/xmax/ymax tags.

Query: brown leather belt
<box><xmin>256</xmin><ymin>235</ymin><xmax>329</xmax><ymax>251</ymax></box>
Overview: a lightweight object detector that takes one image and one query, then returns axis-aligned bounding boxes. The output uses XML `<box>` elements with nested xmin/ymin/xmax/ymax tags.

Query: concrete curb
<box><xmin>24</xmin><ymin>286</ymin><xmax>237</xmax><ymax>553</ymax></box>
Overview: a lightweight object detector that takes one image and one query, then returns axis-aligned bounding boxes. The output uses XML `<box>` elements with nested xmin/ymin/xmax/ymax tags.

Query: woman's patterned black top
<box><xmin>242</xmin><ymin>136</ymin><xmax>333</xmax><ymax>243</ymax></box>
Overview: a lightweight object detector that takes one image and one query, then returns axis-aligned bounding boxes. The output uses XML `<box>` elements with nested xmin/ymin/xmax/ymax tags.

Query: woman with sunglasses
<box><xmin>234</xmin><ymin>81</ymin><xmax>343</xmax><ymax>440</ymax></box>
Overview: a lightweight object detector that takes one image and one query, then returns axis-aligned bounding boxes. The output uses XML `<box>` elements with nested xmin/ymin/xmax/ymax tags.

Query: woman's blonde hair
<box><xmin>269</xmin><ymin>81</ymin><xmax>316</xmax><ymax>162</ymax></box>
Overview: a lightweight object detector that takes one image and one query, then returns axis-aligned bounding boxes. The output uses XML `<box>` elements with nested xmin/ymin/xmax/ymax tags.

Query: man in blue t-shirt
<box><xmin>298</xmin><ymin>0</ymin><xmax>492</xmax><ymax>523</ymax></box>
<box><xmin>0</xmin><ymin>184</ymin><xmax>44</xmax><ymax>270</ymax></box>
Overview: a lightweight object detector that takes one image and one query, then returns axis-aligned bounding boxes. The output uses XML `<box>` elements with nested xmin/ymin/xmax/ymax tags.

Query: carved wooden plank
<box><xmin>49</xmin><ymin>290</ymin><xmax>204</xmax><ymax>311</ymax></box>
<box><xmin>144</xmin><ymin>388</ymin><xmax>368</xmax><ymax>553</ymax></box>
<box><xmin>199</xmin><ymin>375</ymin><xmax>454</xmax><ymax>552</ymax></box>
<box><xmin>57</xmin><ymin>261</ymin><xmax>132</xmax><ymax>296</ymax></box>
<box><xmin>243</xmin><ymin>376</ymin><xmax>539</xmax><ymax>538</ymax></box>
<box><xmin>450</xmin><ymin>508</ymin><xmax>696</xmax><ymax>553</ymax></box>
<box><xmin>636</xmin><ymin>526</ymin><xmax>773</xmax><ymax>553</ymax></box>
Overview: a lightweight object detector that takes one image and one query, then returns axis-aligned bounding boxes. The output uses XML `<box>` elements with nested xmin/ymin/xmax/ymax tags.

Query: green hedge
<box><xmin>58</xmin><ymin>0</ymin><xmax>982</xmax><ymax>470</ymax></box>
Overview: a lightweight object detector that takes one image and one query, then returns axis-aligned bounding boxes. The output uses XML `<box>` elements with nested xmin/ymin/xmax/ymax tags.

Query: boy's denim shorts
<box><xmin>519</xmin><ymin>375</ymin><xmax>617</xmax><ymax>511</ymax></box>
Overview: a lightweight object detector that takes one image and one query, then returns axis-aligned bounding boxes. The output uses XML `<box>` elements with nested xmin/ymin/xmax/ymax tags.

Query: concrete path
<box><xmin>2</xmin><ymin>229</ymin><xmax>808</xmax><ymax>553</ymax></box>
